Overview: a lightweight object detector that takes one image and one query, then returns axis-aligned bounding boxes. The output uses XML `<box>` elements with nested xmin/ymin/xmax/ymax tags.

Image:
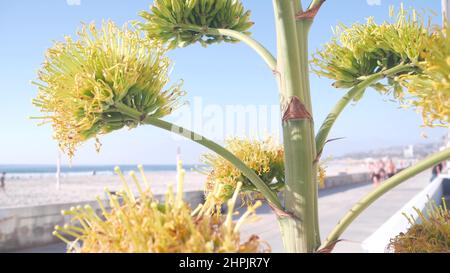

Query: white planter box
<box><xmin>362</xmin><ymin>175</ymin><xmax>450</xmax><ymax>253</ymax></box>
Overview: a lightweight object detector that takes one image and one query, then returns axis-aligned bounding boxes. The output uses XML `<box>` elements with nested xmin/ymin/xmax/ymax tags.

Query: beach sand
<box><xmin>0</xmin><ymin>158</ymin><xmax>396</xmax><ymax>209</ymax></box>
<box><xmin>0</xmin><ymin>171</ymin><xmax>206</xmax><ymax>208</ymax></box>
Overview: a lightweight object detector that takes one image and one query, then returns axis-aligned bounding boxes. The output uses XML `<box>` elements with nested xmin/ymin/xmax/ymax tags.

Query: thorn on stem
<box><xmin>282</xmin><ymin>96</ymin><xmax>313</xmax><ymax>122</ymax></box>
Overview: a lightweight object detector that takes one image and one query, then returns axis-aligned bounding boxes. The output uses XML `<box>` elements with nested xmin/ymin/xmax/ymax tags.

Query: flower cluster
<box><xmin>53</xmin><ymin>164</ymin><xmax>269</xmax><ymax>253</ymax></box>
<box><xmin>400</xmin><ymin>26</ymin><xmax>450</xmax><ymax>127</ymax></box>
<box><xmin>201</xmin><ymin>137</ymin><xmax>330</xmax><ymax>204</ymax></box>
<box><xmin>33</xmin><ymin>21</ymin><xmax>183</xmax><ymax>157</ymax></box>
<box><xmin>201</xmin><ymin>137</ymin><xmax>285</xmax><ymax>204</ymax></box>
<box><xmin>312</xmin><ymin>5</ymin><xmax>427</xmax><ymax>93</ymax></box>
<box><xmin>389</xmin><ymin>200</ymin><xmax>450</xmax><ymax>253</ymax></box>
<box><xmin>139</xmin><ymin>0</ymin><xmax>253</xmax><ymax>48</ymax></box>
<box><xmin>312</xmin><ymin>5</ymin><xmax>450</xmax><ymax>127</ymax></box>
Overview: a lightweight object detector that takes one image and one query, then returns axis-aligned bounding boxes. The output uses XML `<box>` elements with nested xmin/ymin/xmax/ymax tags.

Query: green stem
<box><xmin>296</xmin><ymin>12</ymin><xmax>321</xmax><ymax>248</ymax></box>
<box><xmin>142</xmin><ymin>117</ymin><xmax>282</xmax><ymax>209</ymax></box>
<box><xmin>273</xmin><ymin>0</ymin><xmax>318</xmax><ymax>253</ymax></box>
<box><xmin>114</xmin><ymin>102</ymin><xmax>282</xmax><ymax>209</ymax></box>
<box><xmin>315</xmin><ymin>64</ymin><xmax>415</xmax><ymax>156</ymax></box>
<box><xmin>308</xmin><ymin>0</ymin><xmax>325</xmax><ymax>10</ymax></box>
<box><xmin>322</xmin><ymin>147</ymin><xmax>450</xmax><ymax>250</ymax></box>
<box><xmin>182</xmin><ymin>25</ymin><xmax>277</xmax><ymax>71</ymax></box>
<box><xmin>293</xmin><ymin>0</ymin><xmax>303</xmax><ymax>12</ymax></box>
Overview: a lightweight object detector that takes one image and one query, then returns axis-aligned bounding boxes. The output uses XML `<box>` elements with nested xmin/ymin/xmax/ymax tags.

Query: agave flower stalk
<box><xmin>35</xmin><ymin>1</ymin><xmax>450</xmax><ymax>253</ymax></box>
<box><xmin>268</xmin><ymin>0</ymin><xmax>321</xmax><ymax>253</ymax></box>
<box><xmin>140</xmin><ymin>0</ymin><xmax>325</xmax><ymax>252</ymax></box>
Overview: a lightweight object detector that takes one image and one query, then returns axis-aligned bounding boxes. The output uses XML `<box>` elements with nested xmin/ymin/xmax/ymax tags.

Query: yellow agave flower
<box><xmin>53</xmin><ymin>164</ymin><xmax>269</xmax><ymax>253</ymax></box>
<box><xmin>400</xmin><ymin>26</ymin><xmax>450</xmax><ymax>127</ymax></box>
<box><xmin>201</xmin><ymin>137</ymin><xmax>329</xmax><ymax>204</ymax></box>
<box><xmin>389</xmin><ymin>199</ymin><xmax>450</xmax><ymax>253</ymax></box>
<box><xmin>312</xmin><ymin>5</ymin><xmax>450</xmax><ymax>127</ymax></box>
<box><xmin>312</xmin><ymin>5</ymin><xmax>429</xmax><ymax>92</ymax></box>
<box><xmin>139</xmin><ymin>0</ymin><xmax>253</xmax><ymax>48</ymax></box>
<box><xmin>201</xmin><ymin>137</ymin><xmax>285</xmax><ymax>204</ymax></box>
<box><xmin>32</xmin><ymin>21</ymin><xmax>183</xmax><ymax>157</ymax></box>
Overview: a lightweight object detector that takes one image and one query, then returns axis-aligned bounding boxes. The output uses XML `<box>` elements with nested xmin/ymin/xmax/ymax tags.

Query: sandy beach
<box><xmin>0</xmin><ymin>171</ymin><xmax>207</xmax><ymax>209</ymax></box>
<box><xmin>0</xmin><ymin>158</ymin><xmax>412</xmax><ymax>209</ymax></box>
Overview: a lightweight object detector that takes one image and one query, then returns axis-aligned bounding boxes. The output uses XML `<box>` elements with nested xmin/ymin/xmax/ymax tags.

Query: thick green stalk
<box><xmin>322</xmin><ymin>147</ymin><xmax>450</xmax><ymax>250</ymax></box>
<box><xmin>315</xmin><ymin>64</ymin><xmax>415</xmax><ymax>156</ymax></box>
<box><xmin>293</xmin><ymin>0</ymin><xmax>303</xmax><ymax>13</ymax></box>
<box><xmin>296</xmin><ymin>13</ymin><xmax>321</xmax><ymax>248</ymax></box>
<box><xmin>294</xmin><ymin>0</ymin><xmax>328</xmax><ymax>250</ymax></box>
<box><xmin>273</xmin><ymin>0</ymin><xmax>319</xmax><ymax>253</ymax></box>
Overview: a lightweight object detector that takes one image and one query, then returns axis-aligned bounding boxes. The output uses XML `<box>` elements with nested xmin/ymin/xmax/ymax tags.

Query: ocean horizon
<box><xmin>0</xmin><ymin>164</ymin><xmax>205</xmax><ymax>177</ymax></box>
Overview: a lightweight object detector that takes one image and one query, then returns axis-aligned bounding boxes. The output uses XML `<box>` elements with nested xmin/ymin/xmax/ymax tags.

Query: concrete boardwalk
<box><xmin>15</xmin><ymin>171</ymin><xmax>431</xmax><ymax>253</ymax></box>
<box><xmin>242</xmin><ymin>171</ymin><xmax>431</xmax><ymax>253</ymax></box>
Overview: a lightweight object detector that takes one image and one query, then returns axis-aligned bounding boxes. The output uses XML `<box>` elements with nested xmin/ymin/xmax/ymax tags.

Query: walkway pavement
<box><xmin>14</xmin><ymin>171</ymin><xmax>432</xmax><ymax>253</ymax></box>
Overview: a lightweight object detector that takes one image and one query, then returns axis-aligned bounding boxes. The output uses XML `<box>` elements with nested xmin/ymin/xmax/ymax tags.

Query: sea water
<box><xmin>0</xmin><ymin>164</ymin><xmax>202</xmax><ymax>178</ymax></box>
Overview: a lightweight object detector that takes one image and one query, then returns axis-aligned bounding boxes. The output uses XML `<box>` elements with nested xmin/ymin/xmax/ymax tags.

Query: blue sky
<box><xmin>0</xmin><ymin>0</ymin><xmax>447</xmax><ymax>165</ymax></box>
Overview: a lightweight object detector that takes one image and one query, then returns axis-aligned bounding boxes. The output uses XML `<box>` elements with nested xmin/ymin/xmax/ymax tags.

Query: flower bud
<box><xmin>139</xmin><ymin>0</ymin><xmax>253</xmax><ymax>48</ymax></box>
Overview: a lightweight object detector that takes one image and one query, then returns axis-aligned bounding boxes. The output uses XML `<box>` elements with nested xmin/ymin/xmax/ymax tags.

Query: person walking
<box><xmin>0</xmin><ymin>172</ymin><xmax>6</xmax><ymax>190</ymax></box>
<box><xmin>386</xmin><ymin>158</ymin><xmax>397</xmax><ymax>179</ymax></box>
<box><xmin>377</xmin><ymin>159</ymin><xmax>387</xmax><ymax>182</ymax></box>
<box><xmin>431</xmin><ymin>162</ymin><xmax>444</xmax><ymax>182</ymax></box>
<box><xmin>369</xmin><ymin>161</ymin><xmax>380</xmax><ymax>187</ymax></box>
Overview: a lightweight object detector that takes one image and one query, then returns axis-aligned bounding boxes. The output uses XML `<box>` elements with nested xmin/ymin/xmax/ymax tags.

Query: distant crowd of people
<box><xmin>368</xmin><ymin>157</ymin><xmax>448</xmax><ymax>186</ymax></box>
<box><xmin>368</xmin><ymin>158</ymin><xmax>397</xmax><ymax>187</ymax></box>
